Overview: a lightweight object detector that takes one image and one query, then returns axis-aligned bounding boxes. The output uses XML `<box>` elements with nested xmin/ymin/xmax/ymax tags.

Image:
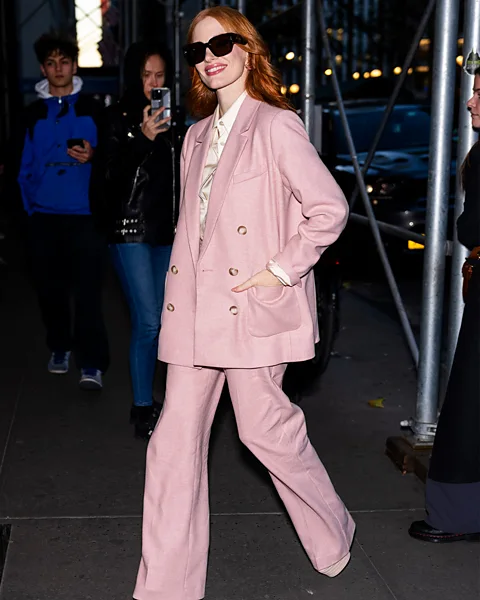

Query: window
<box><xmin>75</xmin><ymin>0</ymin><xmax>105</xmax><ymax>67</ymax></box>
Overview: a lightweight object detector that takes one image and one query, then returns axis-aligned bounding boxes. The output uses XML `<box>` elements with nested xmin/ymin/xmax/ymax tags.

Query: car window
<box><xmin>333</xmin><ymin>108</ymin><xmax>431</xmax><ymax>154</ymax></box>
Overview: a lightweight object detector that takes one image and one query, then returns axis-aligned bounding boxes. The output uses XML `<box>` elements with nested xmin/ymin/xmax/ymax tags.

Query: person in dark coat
<box><xmin>92</xmin><ymin>41</ymin><xmax>176</xmax><ymax>439</ymax></box>
<box><xmin>409</xmin><ymin>67</ymin><xmax>480</xmax><ymax>542</ymax></box>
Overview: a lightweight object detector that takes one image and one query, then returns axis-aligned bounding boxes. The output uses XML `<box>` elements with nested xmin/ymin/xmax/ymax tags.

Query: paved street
<box><xmin>0</xmin><ymin>263</ymin><xmax>478</xmax><ymax>600</ymax></box>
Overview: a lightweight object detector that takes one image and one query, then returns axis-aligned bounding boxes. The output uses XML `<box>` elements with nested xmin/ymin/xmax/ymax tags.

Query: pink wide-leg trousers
<box><xmin>134</xmin><ymin>364</ymin><xmax>355</xmax><ymax>600</ymax></box>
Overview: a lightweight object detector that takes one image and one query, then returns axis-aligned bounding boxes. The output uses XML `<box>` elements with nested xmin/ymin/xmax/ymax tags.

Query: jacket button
<box><xmin>229</xmin><ymin>268</ymin><xmax>238</xmax><ymax>276</ymax></box>
<box><xmin>166</xmin><ymin>303</ymin><xmax>175</xmax><ymax>312</ymax></box>
<box><xmin>171</xmin><ymin>266</ymin><xmax>178</xmax><ymax>274</ymax></box>
<box><xmin>237</xmin><ymin>226</ymin><xmax>247</xmax><ymax>235</ymax></box>
<box><xmin>229</xmin><ymin>306</ymin><xmax>239</xmax><ymax>315</ymax></box>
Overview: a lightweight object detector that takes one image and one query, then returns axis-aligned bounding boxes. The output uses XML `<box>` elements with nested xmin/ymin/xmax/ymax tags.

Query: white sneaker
<box><xmin>79</xmin><ymin>368</ymin><xmax>103</xmax><ymax>391</ymax></box>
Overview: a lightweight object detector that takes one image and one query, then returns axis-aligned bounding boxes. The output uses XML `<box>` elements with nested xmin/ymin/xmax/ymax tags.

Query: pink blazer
<box><xmin>158</xmin><ymin>95</ymin><xmax>348</xmax><ymax>368</ymax></box>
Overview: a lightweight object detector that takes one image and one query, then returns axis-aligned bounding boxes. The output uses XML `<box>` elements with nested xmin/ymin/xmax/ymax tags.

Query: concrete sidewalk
<box><xmin>0</xmin><ymin>267</ymin><xmax>478</xmax><ymax>600</ymax></box>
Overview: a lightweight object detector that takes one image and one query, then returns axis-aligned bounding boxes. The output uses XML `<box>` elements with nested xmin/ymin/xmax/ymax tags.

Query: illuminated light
<box><xmin>456</xmin><ymin>55</ymin><xmax>464</xmax><ymax>66</ymax></box>
<box><xmin>370</xmin><ymin>69</ymin><xmax>382</xmax><ymax>78</ymax></box>
<box><xmin>419</xmin><ymin>38</ymin><xmax>430</xmax><ymax>48</ymax></box>
<box><xmin>409</xmin><ymin>221</ymin><xmax>414</xmax><ymax>227</ymax></box>
<box><xmin>337</xmin><ymin>28</ymin><xmax>344</xmax><ymax>34</ymax></box>
<box><xmin>363</xmin><ymin>72</ymin><xmax>370</xmax><ymax>79</ymax></box>
<box><xmin>327</xmin><ymin>28</ymin><xmax>333</xmax><ymax>34</ymax></box>
<box><xmin>281</xmin><ymin>85</ymin><xmax>287</xmax><ymax>95</ymax></box>
<box><xmin>325</xmin><ymin>68</ymin><xmax>333</xmax><ymax>76</ymax></box>
<box><xmin>352</xmin><ymin>71</ymin><xmax>360</xmax><ymax>80</ymax></box>
<box><xmin>285</xmin><ymin>51</ymin><xmax>295</xmax><ymax>61</ymax></box>
<box><xmin>408</xmin><ymin>240</ymin><xmax>425</xmax><ymax>250</ymax></box>
<box><xmin>75</xmin><ymin>0</ymin><xmax>103</xmax><ymax>67</ymax></box>
<box><xmin>372</xmin><ymin>199</ymin><xmax>379</xmax><ymax>205</ymax></box>
<box><xmin>416</xmin><ymin>65</ymin><xmax>430</xmax><ymax>72</ymax></box>
<box><xmin>408</xmin><ymin>67</ymin><xmax>413</xmax><ymax>74</ymax></box>
<box><xmin>366</xmin><ymin>185</ymin><xmax>374</xmax><ymax>194</ymax></box>
<box><xmin>335</xmin><ymin>54</ymin><xmax>343</xmax><ymax>64</ymax></box>
<box><xmin>393</xmin><ymin>66</ymin><xmax>402</xmax><ymax>75</ymax></box>
<box><xmin>458</xmin><ymin>38</ymin><xmax>464</xmax><ymax>45</ymax></box>
<box><xmin>289</xmin><ymin>83</ymin><xmax>300</xmax><ymax>94</ymax></box>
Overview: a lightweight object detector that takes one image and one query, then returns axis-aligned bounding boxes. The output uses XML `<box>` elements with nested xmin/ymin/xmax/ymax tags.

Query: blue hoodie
<box><xmin>18</xmin><ymin>77</ymin><xmax>98</xmax><ymax>216</ymax></box>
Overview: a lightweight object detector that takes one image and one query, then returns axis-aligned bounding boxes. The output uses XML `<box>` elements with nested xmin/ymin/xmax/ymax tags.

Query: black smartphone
<box><xmin>67</xmin><ymin>138</ymin><xmax>85</xmax><ymax>149</ymax></box>
<box><xmin>151</xmin><ymin>87</ymin><xmax>171</xmax><ymax>128</ymax></box>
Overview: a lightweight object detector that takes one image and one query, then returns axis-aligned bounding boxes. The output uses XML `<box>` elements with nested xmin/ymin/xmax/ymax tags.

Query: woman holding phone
<box><xmin>92</xmin><ymin>41</ymin><xmax>175</xmax><ymax>439</ymax></box>
<box><xmin>133</xmin><ymin>7</ymin><xmax>354</xmax><ymax>599</ymax></box>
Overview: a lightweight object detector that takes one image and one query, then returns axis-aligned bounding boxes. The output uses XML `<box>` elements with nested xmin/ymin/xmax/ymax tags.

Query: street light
<box><xmin>370</xmin><ymin>69</ymin><xmax>382</xmax><ymax>78</ymax></box>
<box><xmin>289</xmin><ymin>83</ymin><xmax>300</xmax><ymax>94</ymax></box>
<box><xmin>352</xmin><ymin>72</ymin><xmax>360</xmax><ymax>80</ymax></box>
<box><xmin>393</xmin><ymin>66</ymin><xmax>402</xmax><ymax>75</ymax></box>
<box><xmin>286</xmin><ymin>51</ymin><xmax>295</xmax><ymax>60</ymax></box>
<box><xmin>325</xmin><ymin>68</ymin><xmax>332</xmax><ymax>76</ymax></box>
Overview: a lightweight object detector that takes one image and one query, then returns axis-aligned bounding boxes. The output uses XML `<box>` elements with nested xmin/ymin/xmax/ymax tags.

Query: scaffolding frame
<box><xmin>169</xmin><ymin>0</ymin><xmax>480</xmax><ymax>444</ymax></box>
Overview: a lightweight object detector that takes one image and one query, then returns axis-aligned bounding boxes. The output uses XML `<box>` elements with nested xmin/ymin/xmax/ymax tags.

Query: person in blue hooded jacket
<box><xmin>18</xmin><ymin>33</ymin><xmax>109</xmax><ymax>390</ymax></box>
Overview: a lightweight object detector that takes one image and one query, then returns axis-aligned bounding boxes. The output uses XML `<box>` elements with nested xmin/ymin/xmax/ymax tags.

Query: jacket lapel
<box><xmin>184</xmin><ymin>114</ymin><xmax>214</xmax><ymax>266</ymax></box>
<box><xmin>199</xmin><ymin>96</ymin><xmax>261</xmax><ymax>259</ymax></box>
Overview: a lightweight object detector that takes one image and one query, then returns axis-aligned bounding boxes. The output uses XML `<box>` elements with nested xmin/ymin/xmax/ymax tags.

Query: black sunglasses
<box><xmin>183</xmin><ymin>33</ymin><xmax>247</xmax><ymax>67</ymax></box>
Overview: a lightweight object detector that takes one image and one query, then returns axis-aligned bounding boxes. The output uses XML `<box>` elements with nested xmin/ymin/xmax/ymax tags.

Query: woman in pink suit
<box><xmin>134</xmin><ymin>7</ymin><xmax>355</xmax><ymax>600</ymax></box>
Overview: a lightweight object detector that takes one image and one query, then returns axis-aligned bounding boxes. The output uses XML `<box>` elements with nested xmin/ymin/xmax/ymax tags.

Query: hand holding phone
<box><xmin>66</xmin><ymin>139</ymin><xmax>93</xmax><ymax>163</ymax></box>
<box><xmin>142</xmin><ymin>106</ymin><xmax>171</xmax><ymax>141</ymax></box>
<box><xmin>67</xmin><ymin>138</ymin><xmax>85</xmax><ymax>149</ymax></box>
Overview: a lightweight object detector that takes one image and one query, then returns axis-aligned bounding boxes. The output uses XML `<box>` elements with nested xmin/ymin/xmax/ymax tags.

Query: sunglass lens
<box><xmin>185</xmin><ymin>43</ymin><xmax>205</xmax><ymax>66</ymax></box>
<box><xmin>210</xmin><ymin>35</ymin><xmax>233</xmax><ymax>58</ymax></box>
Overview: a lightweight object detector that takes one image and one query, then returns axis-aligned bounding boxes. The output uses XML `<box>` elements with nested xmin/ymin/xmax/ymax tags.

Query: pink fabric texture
<box><xmin>133</xmin><ymin>364</ymin><xmax>356</xmax><ymax>600</ymax></box>
<box><xmin>158</xmin><ymin>96</ymin><xmax>349</xmax><ymax>369</ymax></box>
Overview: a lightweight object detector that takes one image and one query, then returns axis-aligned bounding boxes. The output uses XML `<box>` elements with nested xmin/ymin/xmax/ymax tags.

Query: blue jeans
<box><xmin>110</xmin><ymin>243</ymin><xmax>172</xmax><ymax>407</ymax></box>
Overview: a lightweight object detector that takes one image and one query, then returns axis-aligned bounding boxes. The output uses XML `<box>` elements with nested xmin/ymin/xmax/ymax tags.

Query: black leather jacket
<box><xmin>91</xmin><ymin>100</ymin><xmax>177</xmax><ymax>246</ymax></box>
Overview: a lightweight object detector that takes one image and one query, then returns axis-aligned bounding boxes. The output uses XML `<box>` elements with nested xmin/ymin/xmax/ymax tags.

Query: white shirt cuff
<box><xmin>267</xmin><ymin>259</ymin><xmax>292</xmax><ymax>286</ymax></box>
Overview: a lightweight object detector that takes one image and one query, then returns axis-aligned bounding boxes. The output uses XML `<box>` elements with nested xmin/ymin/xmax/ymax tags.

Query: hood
<box><xmin>35</xmin><ymin>76</ymin><xmax>83</xmax><ymax>99</ymax></box>
<box><xmin>120</xmin><ymin>41</ymin><xmax>173</xmax><ymax>116</ymax></box>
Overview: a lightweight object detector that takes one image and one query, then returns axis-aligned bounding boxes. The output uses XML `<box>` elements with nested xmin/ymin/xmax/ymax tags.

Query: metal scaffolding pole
<box><xmin>316</xmin><ymin>0</ymin><xmax>420</xmax><ymax>365</ymax></box>
<box><xmin>445</xmin><ymin>0</ymin><xmax>480</xmax><ymax>383</ymax></box>
<box><xmin>414</xmin><ymin>0</ymin><xmax>460</xmax><ymax>441</ymax></box>
<box><xmin>132</xmin><ymin>0</ymin><xmax>139</xmax><ymax>44</ymax></box>
<box><xmin>237</xmin><ymin>0</ymin><xmax>246</xmax><ymax>14</ymax></box>
<box><xmin>173</xmin><ymin>0</ymin><xmax>182</xmax><ymax>108</ymax></box>
<box><xmin>302</xmin><ymin>0</ymin><xmax>316</xmax><ymax>139</ymax></box>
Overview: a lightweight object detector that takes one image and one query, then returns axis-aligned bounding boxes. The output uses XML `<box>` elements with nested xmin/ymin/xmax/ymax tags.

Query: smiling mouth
<box><xmin>205</xmin><ymin>64</ymin><xmax>227</xmax><ymax>76</ymax></box>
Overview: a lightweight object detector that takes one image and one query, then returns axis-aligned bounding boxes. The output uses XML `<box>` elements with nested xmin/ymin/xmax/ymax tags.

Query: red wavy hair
<box><xmin>186</xmin><ymin>6</ymin><xmax>293</xmax><ymax>118</ymax></box>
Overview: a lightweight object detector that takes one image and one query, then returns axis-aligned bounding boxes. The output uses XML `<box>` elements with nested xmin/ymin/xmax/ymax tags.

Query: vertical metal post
<box><xmin>302</xmin><ymin>0</ymin><xmax>316</xmax><ymax>139</ymax></box>
<box><xmin>131</xmin><ymin>0</ymin><xmax>138</xmax><ymax>44</ymax></box>
<box><xmin>173</xmin><ymin>0</ymin><xmax>182</xmax><ymax>108</ymax></box>
<box><xmin>237</xmin><ymin>0</ymin><xmax>246</xmax><ymax>14</ymax></box>
<box><xmin>0</xmin><ymin>0</ymin><xmax>9</xmax><ymax>142</ymax></box>
<box><xmin>414</xmin><ymin>0</ymin><xmax>460</xmax><ymax>440</ymax></box>
<box><xmin>362</xmin><ymin>0</ymin><xmax>369</xmax><ymax>72</ymax></box>
<box><xmin>445</xmin><ymin>0</ymin><xmax>480</xmax><ymax>381</ymax></box>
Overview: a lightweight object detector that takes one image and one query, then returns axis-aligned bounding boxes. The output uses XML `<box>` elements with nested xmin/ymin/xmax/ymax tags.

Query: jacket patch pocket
<box><xmin>247</xmin><ymin>285</ymin><xmax>301</xmax><ymax>338</ymax></box>
<box><xmin>233</xmin><ymin>164</ymin><xmax>268</xmax><ymax>184</ymax></box>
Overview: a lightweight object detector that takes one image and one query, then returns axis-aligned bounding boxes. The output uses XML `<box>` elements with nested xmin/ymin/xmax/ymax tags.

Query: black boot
<box><xmin>409</xmin><ymin>520</ymin><xmax>480</xmax><ymax>543</ymax></box>
<box><xmin>130</xmin><ymin>402</ymin><xmax>163</xmax><ymax>440</ymax></box>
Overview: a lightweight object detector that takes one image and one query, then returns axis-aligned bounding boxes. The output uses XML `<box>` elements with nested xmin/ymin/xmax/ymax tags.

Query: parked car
<box><xmin>318</xmin><ymin>101</ymin><xmax>457</xmax><ymax>254</ymax></box>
